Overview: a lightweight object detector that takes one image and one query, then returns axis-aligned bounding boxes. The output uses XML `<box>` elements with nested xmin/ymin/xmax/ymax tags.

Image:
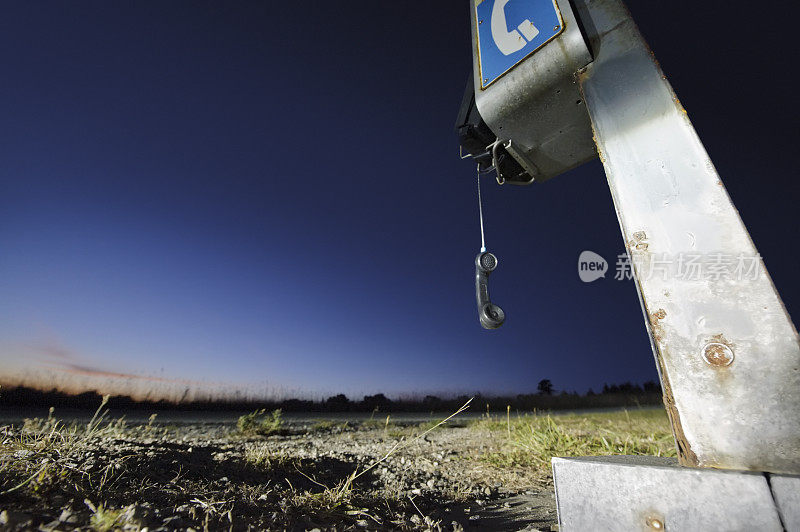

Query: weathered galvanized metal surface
<box><xmin>574</xmin><ymin>0</ymin><xmax>800</xmax><ymax>474</ymax></box>
<box><xmin>470</xmin><ymin>0</ymin><xmax>595</xmax><ymax>182</ymax></box>
<box><xmin>769</xmin><ymin>474</ymin><xmax>800</xmax><ymax>531</ymax></box>
<box><xmin>552</xmin><ymin>456</ymin><xmax>785</xmax><ymax>531</ymax></box>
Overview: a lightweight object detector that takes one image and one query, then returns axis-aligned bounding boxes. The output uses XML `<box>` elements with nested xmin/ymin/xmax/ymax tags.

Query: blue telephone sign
<box><xmin>475</xmin><ymin>0</ymin><xmax>564</xmax><ymax>88</ymax></box>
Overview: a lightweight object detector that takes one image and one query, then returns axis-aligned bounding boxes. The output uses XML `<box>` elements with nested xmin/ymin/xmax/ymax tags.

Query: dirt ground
<box><xmin>0</xmin><ymin>417</ymin><xmax>559</xmax><ymax>531</ymax></box>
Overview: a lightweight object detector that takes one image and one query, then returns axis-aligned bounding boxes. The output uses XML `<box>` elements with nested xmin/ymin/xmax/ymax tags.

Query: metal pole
<box><xmin>573</xmin><ymin>0</ymin><xmax>800</xmax><ymax>474</ymax></box>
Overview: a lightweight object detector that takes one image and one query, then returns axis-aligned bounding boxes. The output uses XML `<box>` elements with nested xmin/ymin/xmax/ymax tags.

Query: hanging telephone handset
<box><xmin>459</xmin><ymin>81</ymin><xmax>511</xmax><ymax>329</ymax></box>
<box><xmin>475</xmin><ymin>251</ymin><xmax>505</xmax><ymax>329</ymax></box>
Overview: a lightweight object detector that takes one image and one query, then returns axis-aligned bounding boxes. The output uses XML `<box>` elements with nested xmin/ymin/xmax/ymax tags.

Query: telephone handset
<box><xmin>475</xmin><ymin>251</ymin><xmax>505</xmax><ymax>329</ymax></box>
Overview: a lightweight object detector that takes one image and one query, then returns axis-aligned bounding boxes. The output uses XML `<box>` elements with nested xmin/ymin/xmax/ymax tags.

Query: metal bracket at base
<box><xmin>552</xmin><ymin>456</ymin><xmax>799</xmax><ymax>531</ymax></box>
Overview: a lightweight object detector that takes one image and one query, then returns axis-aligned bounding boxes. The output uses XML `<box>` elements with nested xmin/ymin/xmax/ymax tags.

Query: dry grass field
<box><xmin>0</xmin><ymin>399</ymin><xmax>675</xmax><ymax>530</ymax></box>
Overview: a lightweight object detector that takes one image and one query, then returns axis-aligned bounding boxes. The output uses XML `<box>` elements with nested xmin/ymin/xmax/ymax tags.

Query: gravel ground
<box><xmin>0</xmin><ymin>418</ymin><xmax>558</xmax><ymax>531</ymax></box>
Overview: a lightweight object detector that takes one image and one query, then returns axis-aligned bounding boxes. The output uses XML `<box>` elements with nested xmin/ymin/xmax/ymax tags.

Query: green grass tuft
<box><xmin>471</xmin><ymin>408</ymin><xmax>676</xmax><ymax>473</ymax></box>
<box><xmin>237</xmin><ymin>408</ymin><xmax>284</xmax><ymax>435</ymax></box>
<box><xmin>88</xmin><ymin>503</ymin><xmax>125</xmax><ymax>532</ymax></box>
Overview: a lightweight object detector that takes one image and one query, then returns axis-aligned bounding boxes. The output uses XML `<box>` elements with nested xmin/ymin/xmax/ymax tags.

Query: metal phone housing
<box><xmin>469</xmin><ymin>0</ymin><xmax>596</xmax><ymax>183</ymax></box>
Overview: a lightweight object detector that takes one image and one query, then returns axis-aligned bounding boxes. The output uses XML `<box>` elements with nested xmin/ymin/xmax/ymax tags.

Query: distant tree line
<box><xmin>0</xmin><ymin>379</ymin><xmax>663</xmax><ymax>413</ymax></box>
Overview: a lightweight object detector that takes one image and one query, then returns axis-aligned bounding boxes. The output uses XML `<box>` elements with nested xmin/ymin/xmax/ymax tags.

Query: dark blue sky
<box><xmin>1</xmin><ymin>1</ymin><xmax>798</xmax><ymax>400</ymax></box>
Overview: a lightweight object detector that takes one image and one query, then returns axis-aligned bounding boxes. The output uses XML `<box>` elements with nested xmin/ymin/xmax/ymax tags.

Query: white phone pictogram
<box><xmin>491</xmin><ymin>0</ymin><xmax>540</xmax><ymax>56</ymax></box>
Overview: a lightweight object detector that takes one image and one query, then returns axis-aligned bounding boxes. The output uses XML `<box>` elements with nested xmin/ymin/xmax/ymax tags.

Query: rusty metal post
<box><xmin>466</xmin><ymin>0</ymin><xmax>800</xmax><ymax>527</ymax></box>
<box><xmin>468</xmin><ymin>0</ymin><xmax>800</xmax><ymax>474</ymax></box>
<box><xmin>572</xmin><ymin>0</ymin><xmax>800</xmax><ymax>474</ymax></box>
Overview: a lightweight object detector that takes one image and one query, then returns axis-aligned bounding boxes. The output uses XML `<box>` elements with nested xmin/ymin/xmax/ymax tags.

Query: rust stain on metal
<box><xmin>645</xmin><ymin>515</ymin><xmax>665</xmax><ymax>530</ymax></box>
<box><xmin>702</xmin><ymin>334</ymin><xmax>735</xmax><ymax>367</ymax></box>
<box><xmin>659</xmin><ymin>357</ymin><xmax>699</xmax><ymax>466</ymax></box>
<box><xmin>590</xmin><ymin>131</ymin><xmax>606</xmax><ymax>164</ymax></box>
<box><xmin>649</xmin><ymin>309</ymin><xmax>665</xmax><ymax>344</ymax></box>
<box><xmin>710</xmin><ymin>333</ymin><xmax>734</xmax><ymax>350</ymax></box>
<box><xmin>647</xmin><ymin>306</ymin><xmax>699</xmax><ymax>466</ymax></box>
<box><xmin>672</xmin><ymin>95</ymin><xmax>688</xmax><ymax>115</ymax></box>
<box><xmin>703</xmin><ymin>343</ymin><xmax>734</xmax><ymax>367</ymax></box>
<box><xmin>639</xmin><ymin>508</ymin><xmax>666</xmax><ymax>531</ymax></box>
<box><xmin>631</xmin><ymin>231</ymin><xmax>649</xmax><ymax>251</ymax></box>
<box><xmin>650</xmin><ymin>53</ymin><xmax>689</xmax><ymax>116</ymax></box>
